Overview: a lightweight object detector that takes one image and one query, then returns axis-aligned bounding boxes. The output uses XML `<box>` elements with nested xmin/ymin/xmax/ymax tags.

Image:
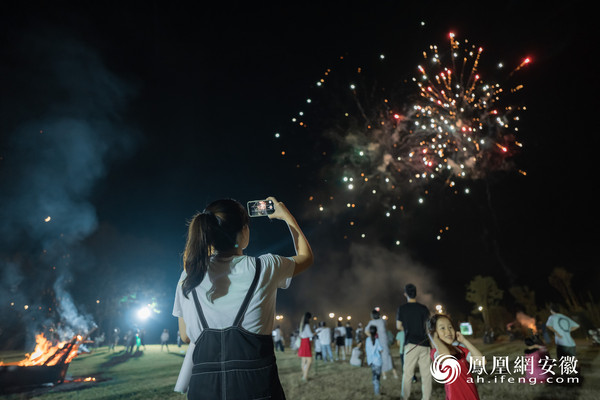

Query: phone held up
<box><xmin>247</xmin><ymin>200</ymin><xmax>275</xmax><ymax>217</ymax></box>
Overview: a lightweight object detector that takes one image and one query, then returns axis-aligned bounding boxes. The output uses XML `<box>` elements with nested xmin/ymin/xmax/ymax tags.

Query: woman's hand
<box><xmin>265</xmin><ymin>196</ymin><xmax>313</xmax><ymax>276</ymax></box>
<box><xmin>266</xmin><ymin>196</ymin><xmax>291</xmax><ymax>221</ymax></box>
<box><xmin>456</xmin><ymin>332</ymin><xmax>465</xmax><ymax>343</ymax></box>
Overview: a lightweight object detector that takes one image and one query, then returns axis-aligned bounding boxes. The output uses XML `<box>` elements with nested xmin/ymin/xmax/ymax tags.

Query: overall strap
<box><xmin>191</xmin><ymin>287</ymin><xmax>210</xmax><ymax>330</ymax></box>
<box><xmin>232</xmin><ymin>257</ymin><xmax>262</xmax><ymax>327</ymax></box>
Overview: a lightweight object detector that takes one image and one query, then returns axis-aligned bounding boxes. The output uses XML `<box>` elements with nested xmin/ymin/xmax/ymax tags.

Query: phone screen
<box><xmin>247</xmin><ymin>200</ymin><xmax>275</xmax><ymax>217</ymax></box>
<box><xmin>459</xmin><ymin>322</ymin><xmax>473</xmax><ymax>336</ymax></box>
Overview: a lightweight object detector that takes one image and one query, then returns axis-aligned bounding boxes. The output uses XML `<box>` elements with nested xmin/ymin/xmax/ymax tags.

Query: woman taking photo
<box><xmin>172</xmin><ymin>197</ymin><xmax>313</xmax><ymax>399</ymax></box>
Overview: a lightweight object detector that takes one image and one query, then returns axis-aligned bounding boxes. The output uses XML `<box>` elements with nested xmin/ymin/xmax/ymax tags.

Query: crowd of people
<box><xmin>277</xmin><ymin>283</ymin><xmax>580</xmax><ymax>399</ymax></box>
<box><xmin>105</xmin><ymin>327</ymin><xmax>147</xmax><ymax>354</ymax></box>
<box><xmin>100</xmin><ymin>327</ymin><xmax>179</xmax><ymax>354</ymax></box>
<box><xmin>168</xmin><ymin>197</ymin><xmax>581</xmax><ymax>399</ymax></box>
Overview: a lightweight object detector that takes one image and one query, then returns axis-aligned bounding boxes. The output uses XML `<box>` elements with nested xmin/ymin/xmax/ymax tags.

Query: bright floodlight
<box><xmin>137</xmin><ymin>306</ymin><xmax>151</xmax><ymax>320</ymax></box>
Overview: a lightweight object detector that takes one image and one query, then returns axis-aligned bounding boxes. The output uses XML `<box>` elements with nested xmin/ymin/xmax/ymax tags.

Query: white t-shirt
<box><xmin>299</xmin><ymin>324</ymin><xmax>313</xmax><ymax>339</ymax></box>
<box><xmin>546</xmin><ymin>313</ymin><xmax>579</xmax><ymax>347</ymax></box>
<box><xmin>334</xmin><ymin>326</ymin><xmax>346</xmax><ymax>338</ymax></box>
<box><xmin>172</xmin><ymin>254</ymin><xmax>295</xmax><ymax>393</ymax></box>
<box><xmin>316</xmin><ymin>326</ymin><xmax>332</xmax><ymax>345</ymax></box>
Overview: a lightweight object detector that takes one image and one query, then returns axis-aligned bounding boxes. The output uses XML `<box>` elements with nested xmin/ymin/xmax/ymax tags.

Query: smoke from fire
<box><xmin>0</xmin><ymin>30</ymin><xmax>137</xmax><ymax>349</ymax></box>
<box><xmin>279</xmin><ymin>242</ymin><xmax>442</xmax><ymax>328</ymax></box>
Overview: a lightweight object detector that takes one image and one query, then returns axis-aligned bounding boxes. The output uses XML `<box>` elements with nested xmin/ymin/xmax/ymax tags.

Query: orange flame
<box><xmin>516</xmin><ymin>311</ymin><xmax>537</xmax><ymax>334</ymax></box>
<box><xmin>0</xmin><ymin>333</ymin><xmax>80</xmax><ymax>367</ymax></box>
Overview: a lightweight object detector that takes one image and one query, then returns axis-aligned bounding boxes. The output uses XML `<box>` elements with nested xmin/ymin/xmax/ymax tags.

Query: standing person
<box><xmin>122</xmin><ymin>330</ymin><xmax>129</xmax><ymax>352</ymax></box>
<box><xmin>290</xmin><ymin>331</ymin><xmax>299</xmax><ymax>353</ymax></box>
<box><xmin>365</xmin><ymin>325</ymin><xmax>384</xmax><ymax>396</ymax></box>
<box><xmin>345</xmin><ymin>322</ymin><xmax>354</xmax><ymax>355</ymax></box>
<box><xmin>396</xmin><ymin>284</ymin><xmax>432</xmax><ymax>400</ymax></box>
<box><xmin>109</xmin><ymin>328</ymin><xmax>119</xmax><ymax>352</ymax></box>
<box><xmin>355</xmin><ymin>322</ymin><xmax>364</xmax><ymax>344</ymax></box>
<box><xmin>161</xmin><ymin>329</ymin><xmax>170</xmax><ymax>352</ymax></box>
<box><xmin>135</xmin><ymin>331</ymin><xmax>143</xmax><ymax>353</ymax></box>
<box><xmin>314</xmin><ymin>334</ymin><xmax>322</xmax><ymax>360</ymax></box>
<box><xmin>172</xmin><ymin>197</ymin><xmax>313</xmax><ymax>398</ymax></box>
<box><xmin>272</xmin><ymin>325</ymin><xmax>285</xmax><ymax>352</ymax></box>
<box><xmin>546</xmin><ymin>303</ymin><xmax>580</xmax><ymax>359</ymax></box>
<box><xmin>177</xmin><ymin>330</ymin><xmax>182</xmax><ymax>347</ymax></box>
<box><xmin>125</xmin><ymin>330</ymin><xmax>135</xmax><ymax>353</ymax></box>
<box><xmin>366</xmin><ymin>308</ymin><xmax>399</xmax><ymax>380</ymax></box>
<box><xmin>427</xmin><ymin>314</ymin><xmax>482</xmax><ymax>400</ymax></box>
<box><xmin>334</xmin><ymin>321</ymin><xmax>346</xmax><ymax>361</ymax></box>
<box><xmin>316</xmin><ymin>321</ymin><xmax>333</xmax><ymax>362</ymax></box>
<box><xmin>140</xmin><ymin>329</ymin><xmax>147</xmax><ymax>350</ymax></box>
<box><xmin>298</xmin><ymin>312</ymin><xmax>314</xmax><ymax>381</ymax></box>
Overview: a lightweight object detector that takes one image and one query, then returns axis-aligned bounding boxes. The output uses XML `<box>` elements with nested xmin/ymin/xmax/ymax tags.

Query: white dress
<box><xmin>366</xmin><ymin>318</ymin><xmax>393</xmax><ymax>372</ymax></box>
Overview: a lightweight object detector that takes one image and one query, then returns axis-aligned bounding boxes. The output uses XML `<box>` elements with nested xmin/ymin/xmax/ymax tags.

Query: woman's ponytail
<box><xmin>299</xmin><ymin>312</ymin><xmax>312</xmax><ymax>332</ymax></box>
<box><xmin>180</xmin><ymin>199</ymin><xmax>250</xmax><ymax>299</ymax></box>
<box><xmin>182</xmin><ymin>212</ymin><xmax>217</xmax><ymax>298</ymax></box>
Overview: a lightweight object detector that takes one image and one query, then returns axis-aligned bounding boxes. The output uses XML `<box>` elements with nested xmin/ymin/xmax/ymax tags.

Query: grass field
<box><xmin>1</xmin><ymin>338</ymin><xmax>598</xmax><ymax>399</ymax></box>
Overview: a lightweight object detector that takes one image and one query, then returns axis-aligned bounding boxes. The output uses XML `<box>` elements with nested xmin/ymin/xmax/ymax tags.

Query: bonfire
<box><xmin>0</xmin><ymin>331</ymin><xmax>92</xmax><ymax>391</ymax></box>
<box><xmin>0</xmin><ymin>333</ymin><xmax>81</xmax><ymax>367</ymax></box>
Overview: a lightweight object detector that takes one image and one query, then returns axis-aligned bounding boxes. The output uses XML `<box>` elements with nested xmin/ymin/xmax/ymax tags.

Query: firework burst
<box><xmin>277</xmin><ymin>33</ymin><xmax>530</xmax><ymax>242</ymax></box>
<box><xmin>334</xmin><ymin>33</ymin><xmax>529</xmax><ymax>199</ymax></box>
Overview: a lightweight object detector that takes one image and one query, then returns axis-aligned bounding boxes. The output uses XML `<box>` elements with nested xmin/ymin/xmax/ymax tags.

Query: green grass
<box><xmin>1</xmin><ymin>338</ymin><xmax>598</xmax><ymax>399</ymax></box>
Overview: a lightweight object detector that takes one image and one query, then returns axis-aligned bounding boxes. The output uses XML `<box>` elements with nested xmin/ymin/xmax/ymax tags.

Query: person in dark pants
<box><xmin>172</xmin><ymin>197</ymin><xmax>313</xmax><ymax>399</ymax></box>
<box><xmin>125</xmin><ymin>330</ymin><xmax>135</xmax><ymax>354</ymax></box>
<box><xmin>160</xmin><ymin>329</ymin><xmax>170</xmax><ymax>352</ymax></box>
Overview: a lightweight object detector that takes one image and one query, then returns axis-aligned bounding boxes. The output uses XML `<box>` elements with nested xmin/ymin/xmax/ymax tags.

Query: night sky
<box><xmin>0</xmin><ymin>1</ymin><xmax>596</xmax><ymax>348</ymax></box>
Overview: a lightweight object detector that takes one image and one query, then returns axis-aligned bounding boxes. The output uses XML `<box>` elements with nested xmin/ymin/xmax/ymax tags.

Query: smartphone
<box><xmin>459</xmin><ymin>322</ymin><xmax>473</xmax><ymax>336</ymax></box>
<box><xmin>247</xmin><ymin>200</ymin><xmax>275</xmax><ymax>217</ymax></box>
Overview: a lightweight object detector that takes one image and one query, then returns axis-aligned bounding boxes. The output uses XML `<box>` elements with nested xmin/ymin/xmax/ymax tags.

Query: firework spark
<box><xmin>278</xmin><ymin>33</ymin><xmax>530</xmax><ymax>242</ymax></box>
<box><xmin>334</xmin><ymin>33</ymin><xmax>529</xmax><ymax>200</ymax></box>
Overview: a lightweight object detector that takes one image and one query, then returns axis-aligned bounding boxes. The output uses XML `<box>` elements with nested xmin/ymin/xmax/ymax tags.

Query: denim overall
<box><xmin>188</xmin><ymin>258</ymin><xmax>286</xmax><ymax>400</ymax></box>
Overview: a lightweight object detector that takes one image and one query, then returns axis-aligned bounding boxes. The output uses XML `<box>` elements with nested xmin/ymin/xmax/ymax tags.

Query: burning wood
<box><xmin>516</xmin><ymin>311</ymin><xmax>537</xmax><ymax>334</ymax></box>
<box><xmin>0</xmin><ymin>333</ymin><xmax>81</xmax><ymax>367</ymax></box>
<box><xmin>0</xmin><ymin>328</ymin><xmax>97</xmax><ymax>391</ymax></box>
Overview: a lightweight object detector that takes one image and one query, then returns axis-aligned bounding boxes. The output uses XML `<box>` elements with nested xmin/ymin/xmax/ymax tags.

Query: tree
<box><xmin>466</xmin><ymin>275</ymin><xmax>503</xmax><ymax>330</ymax></box>
<box><xmin>509</xmin><ymin>285</ymin><xmax>537</xmax><ymax>317</ymax></box>
<box><xmin>548</xmin><ymin>267</ymin><xmax>581</xmax><ymax>312</ymax></box>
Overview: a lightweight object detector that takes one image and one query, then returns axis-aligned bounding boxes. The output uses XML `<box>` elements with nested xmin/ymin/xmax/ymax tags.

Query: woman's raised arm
<box><xmin>267</xmin><ymin>197</ymin><xmax>314</xmax><ymax>276</ymax></box>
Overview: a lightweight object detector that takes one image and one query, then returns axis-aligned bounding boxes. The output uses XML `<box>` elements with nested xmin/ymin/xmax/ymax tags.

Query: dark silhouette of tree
<box><xmin>466</xmin><ymin>275</ymin><xmax>503</xmax><ymax>330</ymax></box>
<box><xmin>548</xmin><ymin>267</ymin><xmax>581</xmax><ymax>312</ymax></box>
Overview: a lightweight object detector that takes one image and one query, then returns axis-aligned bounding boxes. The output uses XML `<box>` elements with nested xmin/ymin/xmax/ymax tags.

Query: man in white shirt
<box><xmin>546</xmin><ymin>303</ymin><xmax>580</xmax><ymax>359</ymax></box>
<box><xmin>316</xmin><ymin>321</ymin><xmax>333</xmax><ymax>362</ymax></box>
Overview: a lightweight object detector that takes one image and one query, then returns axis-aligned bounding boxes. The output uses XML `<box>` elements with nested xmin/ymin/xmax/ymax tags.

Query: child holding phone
<box><xmin>427</xmin><ymin>314</ymin><xmax>483</xmax><ymax>400</ymax></box>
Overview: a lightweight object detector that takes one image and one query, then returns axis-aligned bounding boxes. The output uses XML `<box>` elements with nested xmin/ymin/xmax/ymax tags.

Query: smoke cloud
<box><xmin>282</xmin><ymin>242</ymin><xmax>442</xmax><ymax>329</ymax></box>
<box><xmin>0</xmin><ymin>31</ymin><xmax>137</xmax><ymax>349</ymax></box>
